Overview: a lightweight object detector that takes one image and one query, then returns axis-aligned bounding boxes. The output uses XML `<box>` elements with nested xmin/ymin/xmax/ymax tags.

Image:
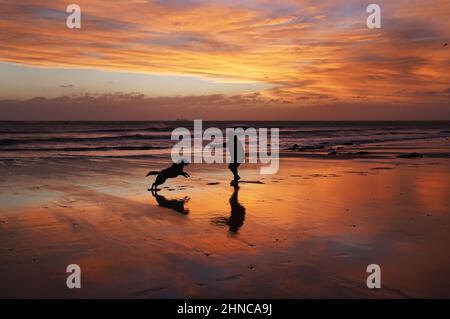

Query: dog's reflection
<box><xmin>152</xmin><ymin>192</ymin><xmax>190</xmax><ymax>215</ymax></box>
<box><xmin>211</xmin><ymin>183</ymin><xmax>246</xmax><ymax>233</ymax></box>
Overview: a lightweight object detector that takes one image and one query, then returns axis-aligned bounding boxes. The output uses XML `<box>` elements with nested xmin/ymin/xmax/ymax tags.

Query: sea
<box><xmin>0</xmin><ymin>121</ymin><xmax>449</xmax><ymax>160</ymax></box>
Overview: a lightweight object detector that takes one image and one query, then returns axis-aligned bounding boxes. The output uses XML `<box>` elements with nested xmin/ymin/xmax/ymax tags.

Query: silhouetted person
<box><xmin>228</xmin><ymin>134</ymin><xmax>244</xmax><ymax>183</ymax></box>
<box><xmin>152</xmin><ymin>193</ymin><xmax>190</xmax><ymax>215</ymax></box>
<box><xmin>210</xmin><ymin>183</ymin><xmax>246</xmax><ymax>233</ymax></box>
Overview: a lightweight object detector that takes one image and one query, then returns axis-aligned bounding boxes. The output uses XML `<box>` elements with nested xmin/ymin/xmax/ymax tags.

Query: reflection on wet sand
<box><xmin>152</xmin><ymin>193</ymin><xmax>190</xmax><ymax>215</ymax></box>
<box><xmin>211</xmin><ymin>182</ymin><xmax>246</xmax><ymax>233</ymax></box>
<box><xmin>1</xmin><ymin>140</ymin><xmax>450</xmax><ymax>298</ymax></box>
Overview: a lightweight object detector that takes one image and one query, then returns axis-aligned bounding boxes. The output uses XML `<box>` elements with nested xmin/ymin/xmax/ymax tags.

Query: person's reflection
<box><xmin>211</xmin><ymin>183</ymin><xmax>246</xmax><ymax>233</ymax></box>
<box><xmin>152</xmin><ymin>192</ymin><xmax>190</xmax><ymax>215</ymax></box>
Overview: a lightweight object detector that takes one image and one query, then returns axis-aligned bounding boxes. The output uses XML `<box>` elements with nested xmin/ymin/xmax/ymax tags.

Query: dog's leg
<box><xmin>153</xmin><ymin>181</ymin><xmax>162</xmax><ymax>193</ymax></box>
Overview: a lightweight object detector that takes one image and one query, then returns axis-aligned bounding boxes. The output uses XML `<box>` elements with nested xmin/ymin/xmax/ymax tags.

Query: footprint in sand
<box><xmin>216</xmin><ymin>274</ymin><xmax>243</xmax><ymax>282</ymax></box>
<box><xmin>279</xmin><ymin>260</ymin><xmax>294</xmax><ymax>265</ymax></box>
<box><xmin>133</xmin><ymin>287</ymin><xmax>167</xmax><ymax>297</ymax></box>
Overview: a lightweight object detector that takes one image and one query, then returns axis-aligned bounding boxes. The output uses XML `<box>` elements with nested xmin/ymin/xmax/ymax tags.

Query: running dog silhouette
<box><xmin>146</xmin><ymin>161</ymin><xmax>190</xmax><ymax>192</ymax></box>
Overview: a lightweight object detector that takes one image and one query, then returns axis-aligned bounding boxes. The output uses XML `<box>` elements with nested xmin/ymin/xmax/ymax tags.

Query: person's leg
<box><xmin>228</xmin><ymin>163</ymin><xmax>241</xmax><ymax>181</ymax></box>
<box><xmin>235</xmin><ymin>163</ymin><xmax>241</xmax><ymax>180</ymax></box>
<box><xmin>228</xmin><ymin>134</ymin><xmax>243</xmax><ymax>182</ymax></box>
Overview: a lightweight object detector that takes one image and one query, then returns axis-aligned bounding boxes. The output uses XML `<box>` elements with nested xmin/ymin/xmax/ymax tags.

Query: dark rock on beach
<box><xmin>296</xmin><ymin>145</ymin><xmax>325</xmax><ymax>151</ymax></box>
<box><xmin>397</xmin><ymin>152</ymin><xmax>423</xmax><ymax>159</ymax></box>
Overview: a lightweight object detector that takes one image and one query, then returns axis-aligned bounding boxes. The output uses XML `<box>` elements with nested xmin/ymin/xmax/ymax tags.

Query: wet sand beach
<box><xmin>1</xmin><ymin>137</ymin><xmax>449</xmax><ymax>298</ymax></box>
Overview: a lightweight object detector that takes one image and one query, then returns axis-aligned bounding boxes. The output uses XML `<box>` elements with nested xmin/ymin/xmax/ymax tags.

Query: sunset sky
<box><xmin>0</xmin><ymin>0</ymin><xmax>449</xmax><ymax>120</ymax></box>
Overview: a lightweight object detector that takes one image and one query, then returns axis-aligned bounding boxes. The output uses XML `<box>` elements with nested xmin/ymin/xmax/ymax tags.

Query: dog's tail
<box><xmin>146</xmin><ymin>170</ymin><xmax>160</xmax><ymax>177</ymax></box>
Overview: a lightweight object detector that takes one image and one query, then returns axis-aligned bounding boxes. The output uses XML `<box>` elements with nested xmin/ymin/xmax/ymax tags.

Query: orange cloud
<box><xmin>0</xmin><ymin>0</ymin><xmax>449</xmax><ymax>114</ymax></box>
